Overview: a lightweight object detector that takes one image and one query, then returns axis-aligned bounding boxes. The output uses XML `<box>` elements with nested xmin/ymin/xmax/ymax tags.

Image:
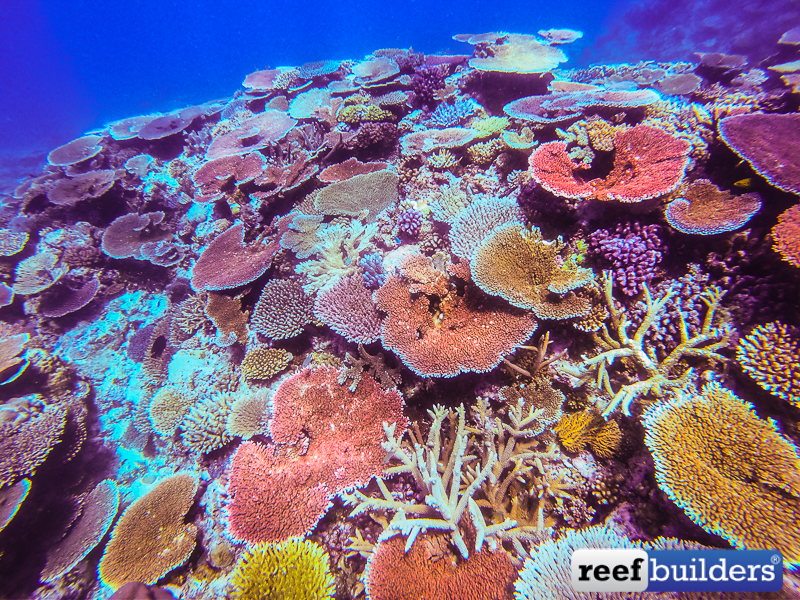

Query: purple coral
<box><xmin>360</xmin><ymin>253</ymin><xmax>386</xmax><ymax>290</ymax></box>
<box><xmin>313</xmin><ymin>273</ymin><xmax>383</xmax><ymax>344</ymax></box>
<box><xmin>410</xmin><ymin>65</ymin><xmax>448</xmax><ymax>107</ymax></box>
<box><xmin>429</xmin><ymin>99</ymin><xmax>479</xmax><ymax>128</ymax></box>
<box><xmin>589</xmin><ymin>222</ymin><xmax>664</xmax><ymax>296</ymax></box>
<box><xmin>347</xmin><ymin>123</ymin><xmax>399</xmax><ymax>151</ymax></box>
<box><xmin>397</xmin><ymin>209</ymin><xmax>423</xmax><ymax>238</ymax></box>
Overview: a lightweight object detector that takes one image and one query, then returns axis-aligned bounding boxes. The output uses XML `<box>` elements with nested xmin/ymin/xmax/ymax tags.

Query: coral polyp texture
<box><xmin>5</xmin><ymin>22</ymin><xmax>800</xmax><ymax>600</ymax></box>
<box><xmin>230</xmin><ymin>539</ymin><xmax>335</xmax><ymax>600</ymax></box>
<box><xmin>643</xmin><ymin>383</ymin><xmax>800</xmax><ymax>564</ymax></box>
<box><xmin>736</xmin><ymin>321</ymin><xmax>800</xmax><ymax>407</ymax></box>
<box><xmin>98</xmin><ymin>473</ymin><xmax>198</xmax><ymax>591</ymax></box>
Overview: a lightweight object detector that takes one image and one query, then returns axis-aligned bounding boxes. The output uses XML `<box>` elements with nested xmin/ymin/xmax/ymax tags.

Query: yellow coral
<box><xmin>737</xmin><ymin>322</ymin><xmax>800</xmax><ymax>407</ymax></box>
<box><xmin>428</xmin><ymin>148</ymin><xmax>459</xmax><ymax>170</ymax></box>
<box><xmin>467</xmin><ymin>138</ymin><xmax>505</xmax><ymax>165</ymax></box>
<box><xmin>230</xmin><ymin>538</ymin><xmax>335</xmax><ymax>600</ymax></box>
<box><xmin>585</xmin><ymin>118</ymin><xmax>619</xmax><ymax>151</ymax></box>
<box><xmin>181</xmin><ymin>393</ymin><xmax>234</xmax><ymax>454</ymax></box>
<box><xmin>471</xmin><ymin>116</ymin><xmax>510</xmax><ymax>138</ymax></box>
<box><xmin>98</xmin><ymin>473</ymin><xmax>198</xmax><ymax>590</ymax></box>
<box><xmin>552</xmin><ymin>410</ymin><xmax>621</xmax><ymax>458</ymax></box>
<box><xmin>337</xmin><ymin>104</ymin><xmax>395</xmax><ymax>124</ymax></box>
<box><xmin>241</xmin><ymin>347</ymin><xmax>292</xmax><ymax>380</ymax></box>
<box><xmin>471</xmin><ymin>223</ymin><xmax>594</xmax><ymax>320</ymax></box>
<box><xmin>643</xmin><ymin>382</ymin><xmax>800</xmax><ymax>564</ymax></box>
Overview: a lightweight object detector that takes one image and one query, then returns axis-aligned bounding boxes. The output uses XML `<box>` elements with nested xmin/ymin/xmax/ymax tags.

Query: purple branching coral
<box><xmin>360</xmin><ymin>253</ymin><xmax>386</xmax><ymax>290</ymax></box>
<box><xmin>410</xmin><ymin>65</ymin><xmax>448</xmax><ymax>107</ymax></box>
<box><xmin>588</xmin><ymin>222</ymin><xmax>664</xmax><ymax>296</ymax></box>
<box><xmin>397</xmin><ymin>209</ymin><xmax>423</xmax><ymax>238</ymax></box>
<box><xmin>429</xmin><ymin>99</ymin><xmax>479</xmax><ymax>128</ymax></box>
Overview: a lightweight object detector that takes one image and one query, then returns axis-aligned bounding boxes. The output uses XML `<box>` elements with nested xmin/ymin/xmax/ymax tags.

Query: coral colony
<box><xmin>2</xmin><ymin>26</ymin><xmax>800</xmax><ymax>600</ymax></box>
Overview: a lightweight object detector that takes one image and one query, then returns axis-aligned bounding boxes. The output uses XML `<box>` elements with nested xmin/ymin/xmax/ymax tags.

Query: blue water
<box><xmin>3</xmin><ymin>0</ymin><xmax>798</xmax><ymax>194</ymax></box>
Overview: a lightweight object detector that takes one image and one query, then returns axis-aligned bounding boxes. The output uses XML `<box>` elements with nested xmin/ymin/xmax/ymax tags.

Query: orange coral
<box><xmin>552</xmin><ymin>409</ymin><xmax>621</xmax><ymax>458</ymax></box>
<box><xmin>737</xmin><ymin>321</ymin><xmax>800</xmax><ymax>407</ymax></box>
<box><xmin>643</xmin><ymin>383</ymin><xmax>800</xmax><ymax>564</ymax></box>
<box><xmin>664</xmin><ymin>179</ymin><xmax>761</xmax><ymax>235</ymax></box>
<box><xmin>98</xmin><ymin>473</ymin><xmax>198</xmax><ymax>590</ymax></box>
<box><xmin>470</xmin><ymin>224</ymin><xmax>593</xmax><ymax>319</ymax></box>
<box><xmin>772</xmin><ymin>204</ymin><xmax>800</xmax><ymax>268</ymax></box>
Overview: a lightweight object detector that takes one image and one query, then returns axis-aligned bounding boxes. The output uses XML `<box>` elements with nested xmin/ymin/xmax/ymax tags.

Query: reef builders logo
<box><xmin>571</xmin><ymin>549</ymin><xmax>783</xmax><ymax>593</ymax></box>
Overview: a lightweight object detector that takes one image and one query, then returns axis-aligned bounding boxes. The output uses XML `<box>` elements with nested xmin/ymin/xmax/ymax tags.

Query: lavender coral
<box><xmin>588</xmin><ymin>222</ymin><xmax>664</xmax><ymax>296</ymax></box>
<box><xmin>313</xmin><ymin>273</ymin><xmax>383</xmax><ymax>344</ymax></box>
<box><xmin>397</xmin><ymin>209</ymin><xmax>423</xmax><ymax>238</ymax></box>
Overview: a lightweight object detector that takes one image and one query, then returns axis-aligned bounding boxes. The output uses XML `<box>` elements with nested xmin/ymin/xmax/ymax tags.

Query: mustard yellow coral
<box><xmin>337</xmin><ymin>103</ymin><xmax>395</xmax><ymax>124</ymax></box>
<box><xmin>737</xmin><ymin>321</ymin><xmax>800</xmax><ymax>407</ymax></box>
<box><xmin>471</xmin><ymin>223</ymin><xmax>594</xmax><ymax>320</ymax></box>
<box><xmin>552</xmin><ymin>409</ymin><xmax>621</xmax><ymax>458</ymax></box>
<box><xmin>643</xmin><ymin>382</ymin><xmax>800</xmax><ymax>564</ymax></box>
<box><xmin>230</xmin><ymin>538</ymin><xmax>335</xmax><ymax>600</ymax></box>
<box><xmin>467</xmin><ymin>138</ymin><xmax>505</xmax><ymax>165</ymax></box>
<box><xmin>241</xmin><ymin>347</ymin><xmax>292</xmax><ymax>380</ymax></box>
<box><xmin>98</xmin><ymin>473</ymin><xmax>198</xmax><ymax>591</ymax></box>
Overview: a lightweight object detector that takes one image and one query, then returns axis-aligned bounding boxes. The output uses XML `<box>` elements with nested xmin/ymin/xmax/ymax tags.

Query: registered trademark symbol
<box><xmin>771</xmin><ymin>554</ymin><xmax>781</xmax><ymax>564</ymax></box>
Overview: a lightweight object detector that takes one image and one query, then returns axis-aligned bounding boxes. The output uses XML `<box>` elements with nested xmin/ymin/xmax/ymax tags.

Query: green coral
<box><xmin>471</xmin><ymin>116</ymin><xmax>510</xmax><ymax>138</ymax></box>
<box><xmin>337</xmin><ymin>104</ymin><xmax>395</xmax><ymax>124</ymax></box>
<box><xmin>229</xmin><ymin>539</ymin><xmax>335</xmax><ymax>600</ymax></box>
<box><xmin>296</xmin><ymin>219</ymin><xmax>377</xmax><ymax>294</ymax></box>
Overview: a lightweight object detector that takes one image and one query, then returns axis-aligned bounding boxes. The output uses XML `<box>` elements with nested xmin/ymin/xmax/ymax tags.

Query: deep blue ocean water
<box><xmin>2</xmin><ymin>0</ymin><xmax>799</xmax><ymax>195</ymax></box>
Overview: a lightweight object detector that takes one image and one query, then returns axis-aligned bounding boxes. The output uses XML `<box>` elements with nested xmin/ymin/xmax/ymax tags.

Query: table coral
<box><xmin>643</xmin><ymin>382</ymin><xmax>800</xmax><ymax>564</ymax></box>
<box><xmin>375</xmin><ymin>261</ymin><xmax>538</xmax><ymax>377</ymax></box>
<box><xmin>230</xmin><ymin>539</ymin><xmax>335</xmax><ymax>600</ymax></box>
<box><xmin>449</xmin><ymin>196</ymin><xmax>525</xmax><ymax>260</ymax></box>
<box><xmin>365</xmin><ymin>530</ymin><xmax>517</xmax><ymax>600</ymax></box>
<box><xmin>467</xmin><ymin>33</ymin><xmax>567</xmax><ymax>73</ymax></box>
<box><xmin>0</xmin><ymin>403</ymin><xmax>65</xmax><ymax>487</ymax></box>
<box><xmin>719</xmin><ymin>112</ymin><xmax>800</xmax><ymax>195</ymax></box>
<box><xmin>772</xmin><ymin>204</ymin><xmax>800</xmax><ymax>268</ymax></box>
<box><xmin>226</xmin><ymin>367</ymin><xmax>407</xmax><ymax>543</ymax></box>
<box><xmin>471</xmin><ymin>223</ymin><xmax>594</xmax><ymax>319</ymax></box>
<box><xmin>737</xmin><ymin>321</ymin><xmax>800</xmax><ymax>407</ymax></box>
<box><xmin>98</xmin><ymin>473</ymin><xmax>198</xmax><ymax>591</ymax></box>
<box><xmin>665</xmin><ymin>179</ymin><xmax>761</xmax><ymax>235</ymax></box>
<box><xmin>46</xmin><ymin>134</ymin><xmax>104</xmax><ymax>166</ymax></box>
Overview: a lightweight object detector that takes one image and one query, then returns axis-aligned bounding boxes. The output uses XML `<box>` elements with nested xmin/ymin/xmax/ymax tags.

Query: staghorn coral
<box><xmin>240</xmin><ymin>346</ymin><xmax>292</xmax><ymax>380</ymax></box>
<box><xmin>559</xmin><ymin>272</ymin><xmax>732</xmax><ymax>416</ymax></box>
<box><xmin>498</xmin><ymin>377</ymin><xmax>564</xmax><ymax>435</ymax></box>
<box><xmin>0</xmin><ymin>403</ymin><xmax>65</xmax><ymax>488</ymax></box>
<box><xmin>313</xmin><ymin>272</ymin><xmax>382</xmax><ymax>344</ymax></box>
<box><xmin>345</xmin><ymin>398</ymin><xmax>561</xmax><ymax>560</ymax></box>
<box><xmin>772</xmin><ymin>204</ymin><xmax>800</xmax><ymax>268</ymax></box>
<box><xmin>429</xmin><ymin>99</ymin><xmax>480</xmax><ymax>128</ymax></box>
<box><xmin>226</xmin><ymin>390</ymin><xmax>271</xmax><ymax>440</ymax></box>
<box><xmin>365</xmin><ymin>530</ymin><xmax>517</xmax><ymax>600</ymax></box>
<box><xmin>737</xmin><ymin>322</ymin><xmax>800</xmax><ymax>408</ymax></box>
<box><xmin>664</xmin><ymin>179</ymin><xmax>761</xmax><ymax>235</ymax></box>
<box><xmin>227</xmin><ymin>367</ymin><xmax>407</xmax><ymax>543</ymax></box>
<box><xmin>471</xmin><ymin>224</ymin><xmax>594</xmax><ymax>320</ymax></box>
<box><xmin>251</xmin><ymin>279</ymin><xmax>315</xmax><ymax>339</ymax></box>
<box><xmin>552</xmin><ymin>409</ymin><xmax>621</xmax><ymax>458</ymax></box>
<box><xmin>180</xmin><ymin>393</ymin><xmax>234</xmax><ymax>454</ymax></box>
<box><xmin>427</xmin><ymin>148</ymin><xmax>459</xmax><ymax>170</ymax></box>
<box><xmin>98</xmin><ymin>473</ymin><xmax>198</xmax><ymax>591</ymax></box>
<box><xmin>41</xmin><ymin>480</ymin><xmax>119</xmax><ymax>583</ymax></box>
<box><xmin>230</xmin><ymin>539</ymin><xmax>335</xmax><ymax>600</ymax></box>
<box><xmin>643</xmin><ymin>382</ymin><xmax>800</xmax><ymax>564</ymax></box>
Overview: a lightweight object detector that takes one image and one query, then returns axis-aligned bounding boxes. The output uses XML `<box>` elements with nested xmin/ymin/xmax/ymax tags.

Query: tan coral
<box><xmin>13</xmin><ymin>252</ymin><xmax>68</xmax><ymax>295</ymax></box>
<box><xmin>98</xmin><ymin>473</ymin><xmax>198</xmax><ymax>591</ymax></box>
<box><xmin>148</xmin><ymin>388</ymin><xmax>194</xmax><ymax>436</ymax></box>
<box><xmin>471</xmin><ymin>223</ymin><xmax>594</xmax><ymax>319</ymax></box>
<box><xmin>181</xmin><ymin>393</ymin><xmax>234</xmax><ymax>454</ymax></box>
<box><xmin>240</xmin><ymin>346</ymin><xmax>292</xmax><ymax>380</ymax></box>
<box><xmin>226</xmin><ymin>390</ymin><xmax>272</xmax><ymax>439</ymax></box>
<box><xmin>205</xmin><ymin>292</ymin><xmax>248</xmax><ymax>345</ymax></box>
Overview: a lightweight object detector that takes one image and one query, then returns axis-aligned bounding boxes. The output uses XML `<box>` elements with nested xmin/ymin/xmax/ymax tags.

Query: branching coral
<box><xmin>180</xmin><ymin>393</ymin><xmax>234</xmax><ymax>454</ymax></box>
<box><xmin>338</xmin><ymin>344</ymin><xmax>402</xmax><ymax>391</ymax></box>
<box><xmin>559</xmin><ymin>271</ymin><xmax>732</xmax><ymax>416</ymax></box>
<box><xmin>0</xmin><ymin>403</ymin><xmax>66</xmax><ymax>487</ymax></box>
<box><xmin>643</xmin><ymin>382</ymin><xmax>800</xmax><ymax>564</ymax></box>
<box><xmin>736</xmin><ymin>321</ymin><xmax>800</xmax><ymax>408</ymax></box>
<box><xmin>552</xmin><ymin>409</ymin><xmax>621</xmax><ymax>457</ymax></box>
<box><xmin>251</xmin><ymin>278</ymin><xmax>315</xmax><ymax>339</ymax></box>
<box><xmin>344</xmin><ymin>398</ymin><xmax>563</xmax><ymax>561</ymax></box>
<box><xmin>471</xmin><ymin>224</ymin><xmax>594</xmax><ymax>319</ymax></box>
<box><xmin>772</xmin><ymin>204</ymin><xmax>800</xmax><ymax>268</ymax></box>
<box><xmin>229</xmin><ymin>539</ymin><xmax>335</xmax><ymax>600</ymax></box>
